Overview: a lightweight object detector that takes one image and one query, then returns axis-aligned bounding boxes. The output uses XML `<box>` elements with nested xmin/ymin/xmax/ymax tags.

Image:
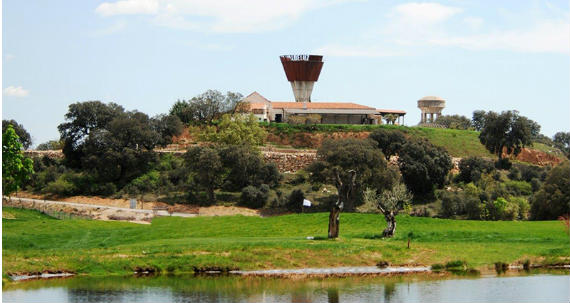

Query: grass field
<box><xmin>3</xmin><ymin>208</ymin><xmax>568</xmax><ymax>277</ymax></box>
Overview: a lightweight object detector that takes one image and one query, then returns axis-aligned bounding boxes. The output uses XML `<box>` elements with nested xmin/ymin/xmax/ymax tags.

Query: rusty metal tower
<box><xmin>280</xmin><ymin>55</ymin><xmax>324</xmax><ymax>102</ymax></box>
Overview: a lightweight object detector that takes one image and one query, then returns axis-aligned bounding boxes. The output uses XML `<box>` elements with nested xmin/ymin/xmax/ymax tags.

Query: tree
<box><xmin>472</xmin><ymin>110</ymin><xmax>486</xmax><ymax>131</ymax></box>
<box><xmin>2</xmin><ymin>119</ymin><xmax>32</xmax><ymax>149</ymax></box>
<box><xmin>368</xmin><ymin>128</ymin><xmax>406</xmax><ymax>160</ymax></box>
<box><xmin>169</xmin><ymin>90</ymin><xmax>243</xmax><ymax>125</ymax></box>
<box><xmin>218</xmin><ymin>144</ymin><xmax>280</xmax><ymax>190</ymax></box>
<box><xmin>478</xmin><ymin>110</ymin><xmax>533</xmax><ymax>165</ymax></box>
<box><xmin>2</xmin><ymin>125</ymin><xmax>34</xmax><ymax>195</ymax></box>
<box><xmin>383</xmin><ymin>114</ymin><xmax>397</xmax><ymax>125</ymax></box>
<box><xmin>307</xmin><ymin>138</ymin><xmax>396</xmax><ymax>238</ymax></box>
<box><xmin>457</xmin><ymin>157</ymin><xmax>494</xmax><ymax>183</ymax></box>
<box><xmin>151</xmin><ymin>114</ymin><xmax>184</xmax><ymax>147</ymax></box>
<box><xmin>363</xmin><ymin>183</ymin><xmax>412</xmax><ymax>237</ymax></box>
<box><xmin>553</xmin><ymin>132</ymin><xmax>570</xmax><ymax>159</ymax></box>
<box><xmin>398</xmin><ymin>139</ymin><xmax>452</xmax><ymax>196</ymax></box>
<box><xmin>58</xmin><ymin>101</ymin><xmax>125</xmax><ymax>167</ymax></box>
<box><xmin>57</xmin><ymin>102</ymin><xmax>174</xmax><ymax>189</ymax></box>
<box><xmin>201</xmin><ymin>114</ymin><xmax>266</xmax><ymax>146</ymax></box>
<box><xmin>185</xmin><ymin>146</ymin><xmax>224</xmax><ymax>203</ymax></box>
<box><xmin>435</xmin><ymin>115</ymin><xmax>472</xmax><ymax>130</ymax></box>
<box><xmin>530</xmin><ymin>161</ymin><xmax>570</xmax><ymax>220</ymax></box>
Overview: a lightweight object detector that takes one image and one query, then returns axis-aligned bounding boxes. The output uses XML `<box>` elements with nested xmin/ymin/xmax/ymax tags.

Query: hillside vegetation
<box><xmin>3</xmin><ymin>207</ymin><xmax>568</xmax><ymax>276</ymax></box>
<box><xmin>262</xmin><ymin>123</ymin><xmax>564</xmax><ymax>160</ymax></box>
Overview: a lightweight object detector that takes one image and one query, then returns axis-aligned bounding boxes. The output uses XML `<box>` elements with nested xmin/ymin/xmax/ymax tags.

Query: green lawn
<box><xmin>3</xmin><ymin>208</ymin><xmax>568</xmax><ymax>277</ymax></box>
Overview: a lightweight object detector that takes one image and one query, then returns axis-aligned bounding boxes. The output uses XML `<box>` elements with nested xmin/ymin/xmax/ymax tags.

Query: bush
<box><xmin>286</xmin><ymin>189</ymin><xmax>304</xmax><ymax>213</ymax></box>
<box><xmin>240</xmin><ymin>184</ymin><xmax>270</xmax><ymax>209</ymax></box>
<box><xmin>124</xmin><ymin>170</ymin><xmax>160</xmax><ymax>194</ymax></box>
<box><xmin>489</xmin><ymin>197</ymin><xmax>518</xmax><ymax>220</ymax></box>
<box><xmin>43</xmin><ymin>175</ymin><xmax>78</xmax><ymax>196</ymax></box>
<box><xmin>457</xmin><ymin>157</ymin><xmax>494</xmax><ymax>183</ymax></box>
<box><xmin>510</xmin><ymin>197</ymin><xmax>530</xmax><ymax>220</ymax></box>
<box><xmin>504</xmin><ymin>180</ymin><xmax>532</xmax><ymax>196</ymax></box>
<box><xmin>530</xmin><ymin>161</ymin><xmax>570</xmax><ymax>220</ymax></box>
<box><xmin>495</xmin><ymin>158</ymin><xmax>512</xmax><ymax>170</ymax></box>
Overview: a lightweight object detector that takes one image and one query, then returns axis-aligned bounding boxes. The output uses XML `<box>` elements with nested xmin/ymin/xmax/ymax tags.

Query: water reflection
<box><xmin>3</xmin><ymin>271</ymin><xmax>569</xmax><ymax>303</ymax></box>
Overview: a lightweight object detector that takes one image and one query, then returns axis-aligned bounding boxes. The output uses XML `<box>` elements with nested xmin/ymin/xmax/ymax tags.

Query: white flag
<box><xmin>303</xmin><ymin>199</ymin><xmax>312</xmax><ymax>207</ymax></box>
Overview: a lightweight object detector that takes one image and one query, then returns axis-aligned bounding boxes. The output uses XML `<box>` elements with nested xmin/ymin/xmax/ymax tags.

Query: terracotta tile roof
<box><xmin>376</xmin><ymin>109</ymin><xmax>406</xmax><ymax>114</ymax></box>
<box><xmin>248</xmin><ymin>103</ymin><xmax>267</xmax><ymax>110</ymax></box>
<box><xmin>271</xmin><ymin>102</ymin><xmax>375</xmax><ymax>110</ymax></box>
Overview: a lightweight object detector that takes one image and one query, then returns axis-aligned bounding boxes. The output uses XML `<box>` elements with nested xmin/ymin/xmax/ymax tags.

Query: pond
<box><xmin>3</xmin><ymin>271</ymin><xmax>569</xmax><ymax>303</ymax></box>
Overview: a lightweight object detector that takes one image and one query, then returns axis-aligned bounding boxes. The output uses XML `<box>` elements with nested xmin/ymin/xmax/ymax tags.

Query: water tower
<box><xmin>280</xmin><ymin>55</ymin><xmax>324</xmax><ymax>102</ymax></box>
<box><xmin>418</xmin><ymin>96</ymin><xmax>446</xmax><ymax>123</ymax></box>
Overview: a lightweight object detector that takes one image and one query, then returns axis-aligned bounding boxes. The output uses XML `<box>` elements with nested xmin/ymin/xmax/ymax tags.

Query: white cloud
<box><xmin>3</xmin><ymin>86</ymin><xmax>29</xmax><ymax>97</ymax></box>
<box><xmin>95</xmin><ymin>0</ymin><xmax>355</xmax><ymax>33</ymax></box>
<box><xmin>96</xmin><ymin>0</ymin><xmax>159</xmax><ymax>16</ymax></box>
<box><xmin>392</xmin><ymin>2</ymin><xmax>462</xmax><ymax>25</ymax></box>
<box><xmin>316</xmin><ymin>2</ymin><xmax>570</xmax><ymax>57</ymax></box>
<box><xmin>430</xmin><ymin>19</ymin><xmax>570</xmax><ymax>53</ymax></box>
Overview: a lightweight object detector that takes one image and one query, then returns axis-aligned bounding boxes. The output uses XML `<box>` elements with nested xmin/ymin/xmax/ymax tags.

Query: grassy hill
<box><xmin>263</xmin><ymin>123</ymin><xmax>564</xmax><ymax>161</ymax></box>
<box><xmin>3</xmin><ymin>208</ymin><xmax>568</xmax><ymax>276</ymax></box>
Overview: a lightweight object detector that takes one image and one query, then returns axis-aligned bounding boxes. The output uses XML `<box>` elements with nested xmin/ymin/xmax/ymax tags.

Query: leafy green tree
<box><xmin>368</xmin><ymin>129</ymin><xmax>406</xmax><ymax>160</ymax></box>
<box><xmin>58</xmin><ymin>101</ymin><xmax>125</xmax><ymax>167</ymax></box>
<box><xmin>307</xmin><ymin>138</ymin><xmax>397</xmax><ymax>238</ymax></box>
<box><xmin>185</xmin><ymin>146</ymin><xmax>224</xmax><ymax>203</ymax></box>
<box><xmin>530</xmin><ymin>161</ymin><xmax>570</xmax><ymax>220</ymax></box>
<box><xmin>219</xmin><ymin>145</ymin><xmax>281</xmax><ymax>190</ymax></box>
<box><xmin>398</xmin><ymin>138</ymin><xmax>452</xmax><ymax>196</ymax></box>
<box><xmin>472</xmin><ymin>110</ymin><xmax>486</xmax><ymax>131</ymax></box>
<box><xmin>435</xmin><ymin>115</ymin><xmax>472</xmax><ymax>130</ymax></box>
<box><xmin>553</xmin><ymin>132</ymin><xmax>570</xmax><ymax>159</ymax></box>
<box><xmin>152</xmin><ymin>114</ymin><xmax>184</xmax><ymax>147</ymax></box>
<box><xmin>363</xmin><ymin>183</ymin><xmax>412</xmax><ymax>237</ymax></box>
<box><xmin>169</xmin><ymin>90</ymin><xmax>243</xmax><ymax>125</ymax></box>
<box><xmin>2</xmin><ymin>119</ymin><xmax>32</xmax><ymax>149</ymax></box>
<box><xmin>2</xmin><ymin>125</ymin><xmax>34</xmax><ymax>195</ymax></box>
<box><xmin>478</xmin><ymin>110</ymin><xmax>534</xmax><ymax>165</ymax></box>
<box><xmin>457</xmin><ymin>157</ymin><xmax>494</xmax><ymax>183</ymax></box>
<box><xmin>201</xmin><ymin>114</ymin><xmax>266</xmax><ymax>146</ymax></box>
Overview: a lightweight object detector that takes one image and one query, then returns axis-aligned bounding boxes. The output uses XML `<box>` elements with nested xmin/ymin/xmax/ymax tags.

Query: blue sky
<box><xmin>3</xmin><ymin>0</ymin><xmax>569</xmax><ymax>147</ymax></box>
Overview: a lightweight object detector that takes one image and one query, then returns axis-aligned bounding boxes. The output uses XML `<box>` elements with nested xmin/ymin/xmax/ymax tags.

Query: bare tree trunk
<box><xmin>328</xmin><ymin>205</ymin><xmax>341</xmax><ymax>238</ymax></box>
<box><xmin>383</xmin><ymin>211</ymin><xmax>396</xmax><ymax>237</ymax></box>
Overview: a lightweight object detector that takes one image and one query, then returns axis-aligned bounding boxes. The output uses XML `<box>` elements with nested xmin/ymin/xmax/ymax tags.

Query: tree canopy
<box><xmin>530</xmin><ymin>161</ymin><xmax>570</xmax><ymax>220</ymax></box>
<box><xmin>57</xmin><ymin>101</ymin><xmax>181</xmax><ymax>187</ymax></box>
<box><xmin>169</xmin><ymin>90</ymin><xmax>244</xmax><ymax>125</ymax></box>
<box><xmin>435</xmin><ymin>115</ymin><xmax>472</xmax><ymax>130</ymax></box>
<box><xmin>2</xmin><ymin>119</ymin><xmax>32</xmax><ymax>149</ymax></box>
<box><xmin>397</xmin><ymin>138</ymin><xmax>452</xmax><ymax>196</ymax></box>
<box><xmin>200</xmin><ymin>114</ymin><xmax>266</xmax><ymax>146</ymax></box>
<box><xmin>553</xmin><ymin>132</ymin><xmax>570</xmax><ymax>159</ymax></box>
<box><xmin>368</xmin><ymin>128</ymin><xmax>406</xmax><ymax>160</ymax></box>
<box><xmin>307</xmin><ymin>138</ymin><xmax>397</xmax><ymax>238</ymax></box>
<box><xmin>2</xmin><ymin>125</ymin><xmax>34</xmax><ymax>195</ymax></box>
<box><xmin>478</xmin><ymin>110</ymin><xmax>534</xmax><ymax>163</ymax></box>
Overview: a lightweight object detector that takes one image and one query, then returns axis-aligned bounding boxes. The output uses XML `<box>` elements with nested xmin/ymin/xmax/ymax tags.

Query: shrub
<box><xmin>530</xmin><ymin>161</ymin><xmax>570</xmax><ymax>220</ymax></box>
<box><xmin>43</xmin><ymin>176</ymin><xmax>77</xmax><ymax>196</ymax></box>
<box><xmin>510</xmin><ymin>197</ymin><xmax>530</xmax><ymax>220</ymax></box>
<box><xmin>286</xmin><ymin>189</ymin><xmax>305</xmax><ymax>213</ymax></box>
<box><xmin>240</xmin><ymin>184</ymin><xmax>270</xmax><ymax>209</ymax></box>
<box><xmin>504</xmin><ymin>180</ymin><xmax>532</xmax><ymax>196</ymax></box>
<box><xmin>124</xmin><ymin>170</ymin><xmax>160</xmax><ymax>194</ymax></box>
<box><xmin>457</xmin><ymin>157</ymin><xmax>494</xmax><ymax>183</ymax></box>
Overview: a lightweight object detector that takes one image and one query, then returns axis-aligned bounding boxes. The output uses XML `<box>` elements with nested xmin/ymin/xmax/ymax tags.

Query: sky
<box><xmin>2</xmin><ymin>0</ymin><xmax>569</xmax><ymax>147</ymax></box>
